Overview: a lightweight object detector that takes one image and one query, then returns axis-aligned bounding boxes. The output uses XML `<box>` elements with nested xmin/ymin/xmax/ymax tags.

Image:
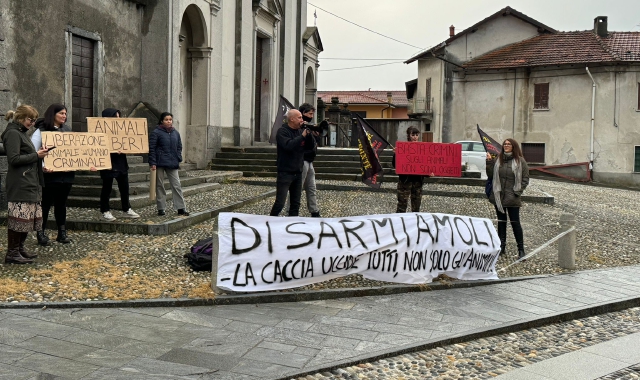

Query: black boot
<box><xmin>37</xmin><ymin>230</ymin><xmax>50</xmax><ymax>246</ymax></box>
<box><xmin>518</xmin><ymin>247</ymin><xmax>526</xmax><ymax>260</ymax></box>
<box><xmin>177</xmin><ymin>209</ymin><xmax>190</xmax><ymax>216</ymax></box>
<box><xmin>5</xmin><ymin>230</ymin><xmax>34</xmax><ymax>264</ymax></box>
<box><xmin>311</xmin><ymin>212</ymin><xmax>321</xmax><ymax>218</ymax></box>
<box><xmin>56</xmin><ymin>225</ymin><xmax>71</xmax><ymax>244</ymax></box>
<box><xmin>18</xmin><ymin>232</ymin><xmax>37</xmax><ymax>259</ymax></box>
<box><xmin>497</xmin><ymin>220</ymin><xmax>507</xmax><ymax>255</ymax></box>
<box><xmin>512</xmin><ymin>220</ymin><xmax>525</xmax><ymax>260</ymax></box>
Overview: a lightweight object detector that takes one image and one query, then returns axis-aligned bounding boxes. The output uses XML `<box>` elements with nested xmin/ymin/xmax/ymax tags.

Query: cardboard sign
<box><xmin>86</xmin><ymin>117</ymin><xmax>149</xmax><ymax>154</ymax></box>
<box><xmin>395</xmin><ymin>141</ymin><xmax>462</xmax><ymax>177</ymax></box>
<box><xmin>217</xmin><ymin>212</ymin><xmax>500</xmax><ymax>292</ymax></box>
<box><xmin>42</xmin><ymin>132</ymin><xmax>112</xmax><ymax>171</ymax></box>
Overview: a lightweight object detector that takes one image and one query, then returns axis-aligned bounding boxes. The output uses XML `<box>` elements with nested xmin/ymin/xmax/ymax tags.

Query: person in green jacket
<box><xmin>486</xmin><ymin>138</ymin><xmax>530</xmax><ymax>260</ymax></box>
<box><xmin>1</xmin><ymin>105</ymin><xmax>50</xmax><ymax>264</ymax></box>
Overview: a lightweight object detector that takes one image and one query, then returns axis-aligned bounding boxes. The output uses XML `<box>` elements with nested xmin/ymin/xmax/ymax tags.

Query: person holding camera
<box><xmin>286</xmin><ymin>103</ymin><xmax>321</xmax><ymax>217</ymax></box>
<box><xmin>269</xmin><ymin>109</ymin><xmax>312</xmax><ymax>217</ymax></box>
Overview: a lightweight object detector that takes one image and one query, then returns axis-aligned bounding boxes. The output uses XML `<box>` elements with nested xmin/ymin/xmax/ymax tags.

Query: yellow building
<box><xmin>317</xmin><ymin>91</ymin><xmax>409</xmax><ymax>119</ymax></box>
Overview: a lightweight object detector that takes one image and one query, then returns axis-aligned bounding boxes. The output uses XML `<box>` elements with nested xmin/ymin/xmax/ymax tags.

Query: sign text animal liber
<box><xmin>217</xmin><ymin>212</ymin><xmax>500</xmax><ymax>292</ymax></box>
<box><xmin>395</xmin><ymin>141</ymin><xmax>462</xmax><ymax>177</ymax></box>
<box><xmin>42</xmin><ymin>132</ymin><xmax>112</xmax><ymax>171</ymax></box>
<box><xmin>86</xmin><ymin>117</ymin><xmax>149</xmax><ymax>154</ymax></box>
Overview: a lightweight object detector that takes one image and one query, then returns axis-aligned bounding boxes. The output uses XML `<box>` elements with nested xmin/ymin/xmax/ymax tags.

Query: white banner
<box><xmin>217</xmin><ymin>212</ymin><xmax>501</xmax><ymax>292</ymax></box>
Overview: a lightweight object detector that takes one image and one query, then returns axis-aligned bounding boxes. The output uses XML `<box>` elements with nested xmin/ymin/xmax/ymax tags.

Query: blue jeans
<box><xmin>270</xmin><ymin>172</ymin><xmax>302</xmax><ymax>216</ymax></box>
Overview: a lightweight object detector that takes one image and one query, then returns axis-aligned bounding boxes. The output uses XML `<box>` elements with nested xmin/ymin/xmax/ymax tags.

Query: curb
<box><xmin>239</xmin><ymin>180</ymin><xmax>555</xmax><ymax>205</ymax></box>
<box><xmin>0</xmin><ymin>274</ymin><xmax>550</xmax><ymax>309</ymax></box>
<box><xmin>276</xmin><ymin>292</ymin><xmax>640</xmax><ymax>380</ymax></box>
<box><xmin>0</xmin><ymin>190</ymin><xmax>276</xmax><ymax>235</ymax></box>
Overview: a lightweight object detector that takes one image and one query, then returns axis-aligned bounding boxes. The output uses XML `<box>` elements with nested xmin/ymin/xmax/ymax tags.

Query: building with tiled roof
<box><xmin>404</xmin><ymin>7</ymin><xmax>640</xmax><ymax>186</ymax></box>
<box><xmin>317</xmin><ymin>91</ymin><xmax>409</xmax><ymax>119</ymax></box>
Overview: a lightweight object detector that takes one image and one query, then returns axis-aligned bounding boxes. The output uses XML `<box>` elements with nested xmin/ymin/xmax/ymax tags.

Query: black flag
<box><xmin>477</xmin><ymin>125</ymin><xmax>502</xmax><ymax>160</ymax></box>
<box><xmin>269</xmin><ymin>95</ymin><xmax>296</xmax><ymax>144</ymax></box>
<box><xmin>355</xmin><ymin>114</ymin><xmax>389</xmax><ymax>188</ymax></box>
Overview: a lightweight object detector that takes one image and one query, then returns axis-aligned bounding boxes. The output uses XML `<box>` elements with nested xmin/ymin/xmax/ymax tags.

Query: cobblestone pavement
<box><xmin>1</xmin><ymin>178</ymin><xmax>639</xmax><ymax>302</ymax></box>
<box><xmin>0</xmin><ymin>266</ymin><xmax>638</xmax><ymax>379</ymax></box>
<box><xmin>295</xmin><ymin>308</ymin><xmax>640</xmax><ymax>380</ymax></box>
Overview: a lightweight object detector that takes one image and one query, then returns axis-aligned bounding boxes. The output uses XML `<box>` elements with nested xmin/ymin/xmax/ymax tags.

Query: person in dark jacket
<box><xmin>286</xmin><ymin>103</ymin><xmax>321</xmax><ymax>217</ymax></box>
<box><xmin>2</xmin><ymin>105</ymin><xmax>49</xmax><ymax>264</ymax></box>
<box><xmin>269</xmin><ymin>109</ymin><xmax>311</xmax><ymax>217</ymax></box>
<box><xmin>98</xmin><ymin>108</ymin><xmax>140</xmax><ymax>221</ymax></box>
<box><xmin>392</xmin><ymin>126</ymin><xmax>432</xmax><ymax>213</ymax></box>
<box><xmin>149</xmin><ymin>112</ymin><xmax>188</xmax><ymax>216</ymax></box>
<box><xmin>31</xmin><ymin>104</ymin><xmax>75</xmax><ymax>245</ymax></box>
<box><xmin>486</xmin><ymin>138</ymin><xmax>530</xmax><ymax>259</ymax></box>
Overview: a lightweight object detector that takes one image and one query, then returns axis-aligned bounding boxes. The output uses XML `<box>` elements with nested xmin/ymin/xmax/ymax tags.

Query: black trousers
<box><xmin>42</xmin><ymin>182</ymin><xmax>73</xmax><ymax>229</ymax></box>
<box><xmin>495</xmin><ymin>206</ymin><xmax>524</xmax><ymax>248</ymax></box>
<box><xmin>100</xmin><ymin>172</ymin><xmax>131</xmax><ymax>213</ymax></box>
<box><xmin>270</xmin><ymin>172</ymin><xmax>302</xmax><ymax>216</ymax></box>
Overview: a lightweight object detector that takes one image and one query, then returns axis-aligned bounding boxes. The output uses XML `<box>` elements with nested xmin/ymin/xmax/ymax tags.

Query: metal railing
<box><xmin>407</xmin><ymin>97</ymin><xmax>432</xmax><ymax>115</ymax></box>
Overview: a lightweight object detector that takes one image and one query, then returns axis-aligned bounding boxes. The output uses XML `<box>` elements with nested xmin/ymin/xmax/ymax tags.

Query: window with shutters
<box><xmin>534</xmin><ymin>83</ymin><xmax>549</xmax><ymax>110</ymax></box>
<box><xmin>635</xmin><ymin>146</ymin><xmax>640</xmax><ymax>173</ymax></box>
<box><xmin>522</xmin><ymin>143</ymin><xmax>545</xmax><ymax>164</ymax></box>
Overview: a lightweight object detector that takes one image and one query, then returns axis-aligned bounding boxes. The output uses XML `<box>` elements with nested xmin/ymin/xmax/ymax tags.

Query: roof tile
<box><xmin>463</xmin><ymin>31</ymin><xmax>640</xmax><ymax>70</ymax></box>
<box><xmin>317</xmin><ymin>91</ymin><xmax>409</xmax><ymax>106</ymax></box>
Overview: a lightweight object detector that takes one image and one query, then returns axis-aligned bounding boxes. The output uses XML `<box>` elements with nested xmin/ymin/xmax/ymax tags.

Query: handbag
<box><xmin>484</xmin><ymin>178</ymin><xmax>493</xmax><ymax>198</ymax></box>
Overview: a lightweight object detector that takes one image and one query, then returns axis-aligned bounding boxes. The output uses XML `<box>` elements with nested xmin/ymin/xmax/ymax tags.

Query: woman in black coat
<box><xmin>486</xmin><ymin>138</ymin><xmax>530</xmax><ymax>259</ymax></box>
<box><xmin>99</xmin><ymin>108</ymin><xmax>139</xmax><ymax>221</ymax></box>
<box><xmin>148</xmin><ymin>112</ymin><xmax>188</xmax><ymax>216</ymax></box>
<box><xmin>392</xmin><ymin>126</ymin><xmax>432</xmax><ymax>213</ymax></box>
<box><xmin>31</xmin><ymin>104</ymin><xmax>74</xmax><ymax>245</ymax></box>
<box><xmin>1</xmin><ymin>105</ymin><xmax>49</xmax><ymax>264</ymax></box>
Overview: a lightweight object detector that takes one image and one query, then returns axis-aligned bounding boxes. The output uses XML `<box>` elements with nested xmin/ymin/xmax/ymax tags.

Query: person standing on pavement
<box><xmin>286</xmin><ymin>103</ymin><xmax>321</xmax><ymax>217</ymax></box>
<box><xmin>31</xmin><ymin>104</ymin><xmax>75</xmax><ymax>245</ymax></box>
<box><xmin>269</xmin><ymin>109</ymin><xmax>311</xmax><ymax>217</ymax></box>
<box><xmin>98</xmin><ymin>108</ymin><xmax>139</xmax><ymax>221</ymax></box>
<box><xmin>392</xmin><ymin>126</ymin><xmax>431</xmax><ymax>213</ymax></box>
<box><xmin>149</xmin><ymin>112</ymin><xmax>189</xmax><ymax>216</ymax></box>
<box><xmin>2</xmin><ymin>105</ymin><xmax>49</xmax><ymax>264</ymax></box>
<box><xmin>486</xmin><ymin>138</ymin><xmax>530</xmax><ymax>259</ymax></box>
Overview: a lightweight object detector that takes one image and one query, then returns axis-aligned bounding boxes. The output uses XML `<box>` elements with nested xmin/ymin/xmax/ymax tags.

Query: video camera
<box><xmin>303</xmin><ymin>119</ymin><xmax>330</xmax><ymax>137</ymax></box>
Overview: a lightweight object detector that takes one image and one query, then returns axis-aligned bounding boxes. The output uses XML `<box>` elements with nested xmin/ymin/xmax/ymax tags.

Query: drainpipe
<box><xmin>167</xmin><ymin>0</ymin><xmax>173</xmax><ymax>111</ymax></box>
<box><xmin>381</xmin><ymin>92</ymin><xmax>395</xmax><ymax>118</ymax></box>
<box><xmin>585</xmin><ymin>67</ymin><xmax>596</xmax><ymax>172</ymax></box>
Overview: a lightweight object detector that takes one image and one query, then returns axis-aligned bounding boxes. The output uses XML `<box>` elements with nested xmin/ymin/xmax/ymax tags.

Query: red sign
<box><xmin>395</xmin><ymin>141</ymin><xmax>462</xmax><ymax>177</ymax></box>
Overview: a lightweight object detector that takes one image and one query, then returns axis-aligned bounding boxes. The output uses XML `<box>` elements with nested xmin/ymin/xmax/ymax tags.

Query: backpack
<box><xmin>185</xmin><ymin>237</ymin><xmax>214</xmax><ymax>271</ymax></box>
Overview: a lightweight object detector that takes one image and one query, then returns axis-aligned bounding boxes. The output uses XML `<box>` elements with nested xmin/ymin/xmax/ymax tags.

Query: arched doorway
<box><xmin>304</xmin><ymin>66</ymin><xmax>316</xmax><ymax>121</ymax></box>
<box><xmin>178</xmin><ymin>4</ymin><xmax>210</xmax><ymax>165</ymax></box>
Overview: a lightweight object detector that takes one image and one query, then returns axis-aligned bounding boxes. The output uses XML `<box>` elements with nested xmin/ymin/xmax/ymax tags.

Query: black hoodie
<box><xmin>100</xmin><ymin>108</ymin><xmax>129</xmax><ymax>175</ymax></box>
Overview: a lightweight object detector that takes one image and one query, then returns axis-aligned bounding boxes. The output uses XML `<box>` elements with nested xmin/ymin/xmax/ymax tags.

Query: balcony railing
<box><xmin>407</xmin><ymin>97</ymin><xmax>432</xmax><ymax>115</ymax></box>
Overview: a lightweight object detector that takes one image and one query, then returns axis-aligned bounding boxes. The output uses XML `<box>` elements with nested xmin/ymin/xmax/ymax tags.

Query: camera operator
<box><xmin>269</xmin><ymin>109</ymin><xmax>313</xmax><ymax>217</ymax></box>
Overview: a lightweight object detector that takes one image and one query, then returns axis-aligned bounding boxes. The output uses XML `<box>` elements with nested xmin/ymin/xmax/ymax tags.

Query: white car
<box><xmin>455</xmin><ymin>141</ymin><xmax>487</xmax><ymax>172</ymax></box>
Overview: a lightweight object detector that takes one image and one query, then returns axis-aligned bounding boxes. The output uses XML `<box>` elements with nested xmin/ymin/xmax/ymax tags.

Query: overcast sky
<box><xmin>307</xmin><ymin>0</ymin><xmax>640</xmax><ymax>91</ymax></box>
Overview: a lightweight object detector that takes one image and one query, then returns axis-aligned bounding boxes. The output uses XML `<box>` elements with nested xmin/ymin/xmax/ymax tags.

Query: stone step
<box><xmin>239</xmin><ymin>171</ymin><xmax>485</xmax><ymax>185</ymax></box>
<box><xmin>72</xmin><ymin>166</ymin><xmax>190</xmax><ymax>190</ymax></box>
<box><xmin>69</xmin><ymin>172</ymin><xmax>229</xmax><ymax>197</ymax></box>
<box><xmin>220</xmin><ymin>146</ymin><xmax>394</xmax><ymax>156</ymax></box>
<box><xmin>67</xmin><ymin>182</ymin><xmax>222</xmax><ymax>209</ymax></box>
<box><xmin>212</xmin><ymin>155</ymin><xmax>393</xmax><ymax>164</ymax></box>
<box><xmin>211</xmin><ymin>164</ymin><xmax>397</xmax><ymax>175</ymax></box>
<box><xmin>211</xmin><ymin>158</ymin><xmax>393</xmax><ymax>169</ymax></box>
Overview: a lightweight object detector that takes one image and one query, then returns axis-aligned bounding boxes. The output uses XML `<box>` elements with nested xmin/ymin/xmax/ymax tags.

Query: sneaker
<box><xmin>158</xmin><ymin>210</ymin><xmax>166</xmax><ymax>216</ymax></box>
<box><xmin>123</xmin><ymin>208</ymin><xmax>140</xmax><ymax>218</ymax></box>
<box><xmin>102</xmin><ymin>211</ymin><xmax>116</xmax><ymax>221</ymax></box>
<box><xmin>178</xmin><ymin>209</ymin><xmax>190</xmax><ymax>216</ymax></box>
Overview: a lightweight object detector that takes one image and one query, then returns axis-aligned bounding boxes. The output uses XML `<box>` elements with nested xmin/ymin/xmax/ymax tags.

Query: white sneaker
<box><xmin>102</xmin><ymin>211</ymin><xmax>116</xmax><ymax>221</ymax></box>
<box><xmin>123</xmin><ymin>208</ymin><xmax>140</xmax><ymax>218</ymax></box>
